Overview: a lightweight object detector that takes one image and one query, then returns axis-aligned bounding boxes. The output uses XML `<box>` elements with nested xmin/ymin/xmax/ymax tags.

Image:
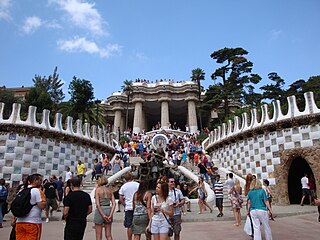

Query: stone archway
<box><xmin>288</xmin><ymin>157</ymin><xmax>313</xmax><ymax>204</ymax></box>
<box><xmin>273</xmin><ymin>146</ymin><xmax>320</xmax><ymax>205</ymax></box>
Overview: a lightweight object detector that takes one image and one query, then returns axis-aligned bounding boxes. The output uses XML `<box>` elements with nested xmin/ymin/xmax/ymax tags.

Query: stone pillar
<box><xmin>161</xmin><ymin>101</ymin><xmax>169</xmax><ymax>130</ymax></box>
<box><xmin>188</xmin><ymin>100</ymin><xmax>198</xmax><ymax>134</ymax></box>
<box><xmin>113</xmin><ymin>110</ymin><xmax>122</xmax><ymax>133</ymax></box>
<box><xmin>133</xmin><ymin>101</ymin><xmax>143</xmax><ymax>134</ymax></box>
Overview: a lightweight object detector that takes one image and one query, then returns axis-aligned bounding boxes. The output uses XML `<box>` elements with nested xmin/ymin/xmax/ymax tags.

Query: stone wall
<box><xmin>205</xmin><ymin>92</ymin><xmax>320</xmax><ymax>205</ymax></box>
<box><xmin>0</xmin><ymin>102</ymin><xmax>116</xmax><ymax>186</ymax></box>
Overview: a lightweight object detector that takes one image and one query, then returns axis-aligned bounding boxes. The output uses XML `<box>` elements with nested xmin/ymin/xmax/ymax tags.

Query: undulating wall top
<box><xmin>206</xmin><ymin>92</ymin><xmax>320</xmax><ymax>150</ymax></box>
<box><xmin>0</xmin><ymin>102</ymin><xmax>116</xmax><ymax>152</ymax></box>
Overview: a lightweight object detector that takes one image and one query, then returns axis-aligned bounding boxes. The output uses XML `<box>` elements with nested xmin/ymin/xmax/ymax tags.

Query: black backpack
<box><xmin>11</xmin><ymin>187</ymin><xmax>36</xmax><ymax>217</ymax></box>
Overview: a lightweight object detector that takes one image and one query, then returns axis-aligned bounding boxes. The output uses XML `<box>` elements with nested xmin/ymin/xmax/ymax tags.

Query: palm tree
<box><xmin>191</xmin><ymin>68</ymin><xmax>205</xmax><ymax>133</ymax></box>
<box><xmin>121</xmin><ymin>80</ymin><xmax>134</xmax><ymax>131</ymax></box>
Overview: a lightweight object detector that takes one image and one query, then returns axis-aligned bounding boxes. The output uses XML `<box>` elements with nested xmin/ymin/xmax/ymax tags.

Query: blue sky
<box><xmin>0</xmin><ymin>0</ymin><xmax>319</xmax><ymax>101</ymax></box>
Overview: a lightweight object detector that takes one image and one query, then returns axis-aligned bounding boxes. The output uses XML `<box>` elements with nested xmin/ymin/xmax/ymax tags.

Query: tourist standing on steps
<box><xmin>180</xmin><ymin>184</ymin><xmax>191</xmax><ymax>213</ymax></box>
<box><xmin>76</xmin><ymin>160</ymin><xmax>86</xmax><ymax>187</ymax></box>
<box><xmin>247</xmin><ymin>178</ymin><xmax>273</xmax><ymax>240</ymax></box>
<box><xmin>226</xmin><ymin>172</ymin><xmax>234</xmax><ymax>203</ymax></box>
<box><xmin>300</xmin><ymin>173</ymin><xmax>312</xmax><ymax>206</ymax></box>
<box><xmin>146</xmin><ymin>181</ymin><xmax>174</xmax><ymax>240</ymax></box>
<box><xmin>229</xmin><ymin>178</ymin><xmax>243</xmax><ymax>226</ymax></box>
<box><xmin>63</xmin><ymin>177</ymin><xmax>92</xmax><ymax>240</ymax></box>
<box><xmin>132</xmin><ymin>180</ymin><xmax>152</xmax><ymax>240</ymax></box>
<box><xmin>119</xmin><ymin>173</ymin><xmax>139</xmax><ymax>240</ymax></box>
<box><xmin>65</xmin><ymin>167</ymin><xmax>72</xmax><ymax>183</ymax></box>
<box><xmin>213</xmin><ymin>175</ymin><xmax>224</xmax><ymax>217</ymax></box>
<box><xmin>94</xmin><ymin>176</ymin><xmax>116</xmax><ymax>240</ymax></box>
<box><xmin>55</xmin><ymin>176</ymin><xmax>64</xmax><ymax>212</ymax></box>
<box><xmin>168</xmin><ymin>178</ymin><xmax>185</xmax><ymax>240</ymax></box>
<box><xmin>112</xmin><ymin>155</ymin><xmax>121</xmax><ymax>174</ymax></box>
<box><xmin>16</xmin><ymin>174</ymin><xmax>46</xmax><ymax>240</ymax></box>
<box><xmin>191</xmin><ymin>176</ymin><xmax>212</xmax><ymax>214</ymax></box>
<box><xmin>44</xmin><ymin>175</ymin><xmax>59</xmax><ymax>223</ymax></box>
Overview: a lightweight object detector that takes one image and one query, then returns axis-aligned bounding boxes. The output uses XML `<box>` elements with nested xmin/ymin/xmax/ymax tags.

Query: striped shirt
<box><xmin>214</xmin><ymin>180</ymin><xmax>224</xmax><ymax>199</ymax></box>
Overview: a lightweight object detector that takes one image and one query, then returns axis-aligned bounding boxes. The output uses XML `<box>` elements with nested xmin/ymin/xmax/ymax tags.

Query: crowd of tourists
<box><xmin>1</xmin><ymin>131</ymin><xmax>319</xmax><ymax>239</ymax></box>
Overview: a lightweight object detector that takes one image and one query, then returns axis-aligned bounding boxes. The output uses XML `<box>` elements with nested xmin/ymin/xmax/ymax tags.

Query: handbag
<box><xmin>162</xmin><ymin>212</ymin><xmax>174</xmax><ymax>237</ymax></box>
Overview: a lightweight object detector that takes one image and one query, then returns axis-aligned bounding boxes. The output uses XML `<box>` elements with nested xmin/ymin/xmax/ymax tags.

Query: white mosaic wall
<box><xmin>211</xmin><ymin>124</ymin><xmax>320</xmax><ymax>185</ymax></box>
<box><xmin>206</xmin><ymin>92</ymin><xmax>320</xmax><ymax>185</ymax></box>
<box><xmin>0</xmin><ymin>133</ymin><xmax>100</xmax><ymax>186</ymax></box>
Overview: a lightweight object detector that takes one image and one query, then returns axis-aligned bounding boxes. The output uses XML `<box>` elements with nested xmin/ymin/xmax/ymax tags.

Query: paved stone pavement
<box><xmin>1</xmin><ymin>205</ymin><xmax>319</xmax><ymax>239</ymax></box>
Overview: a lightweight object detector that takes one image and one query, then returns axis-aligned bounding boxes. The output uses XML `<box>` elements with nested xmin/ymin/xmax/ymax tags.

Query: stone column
<box><xmin>113</xmin><ymin>110</ymin><xmax>122</xmax><ymax>133</ymax></box>
<box><xmin>161</xmin><ymin>101</ymin><xmax>169</xmax><ymax>130</ymax></box>
<box><xmin>188</xmin><ymin>100</ymin><xmax>198</xmax><ymax>133</ymax></box>
<box><xmin>133</xmin><ymin>101</ymin><xmax>143</xmax><ymax>134</ymax></box>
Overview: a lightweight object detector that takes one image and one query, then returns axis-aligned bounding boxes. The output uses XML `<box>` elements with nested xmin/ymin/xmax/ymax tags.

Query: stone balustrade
<box><xmin>207</xmin><ymin>92</ymin><xmax>320</xmax><ymax>149</ymax></box>
<box><xmin>0</xmin><ymin>102</ymin><xmax>115</xmax><ymax>149</ymax></box>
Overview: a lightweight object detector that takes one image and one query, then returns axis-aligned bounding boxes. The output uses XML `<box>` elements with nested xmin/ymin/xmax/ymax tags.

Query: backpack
<box><xmin>0</xmin><ymin>186</ymin><xmax>8</xmax><ymax>201</ymax></box>
<box><xmin>11</xmin><ymin>187</ymin><xmax>36</xmax><ymax>217</ymax></box>
<box><xmin>122</xmin><ymin>154</ymin><xmax>128</xmax><ymax>162</ymax></box>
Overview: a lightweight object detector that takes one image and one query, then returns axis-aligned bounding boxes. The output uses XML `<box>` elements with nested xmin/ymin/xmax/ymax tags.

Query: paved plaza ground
<box><xmin>1</xmin><ymin>205</ymin><xmax>319</xmax><ymax>240</ymax></box>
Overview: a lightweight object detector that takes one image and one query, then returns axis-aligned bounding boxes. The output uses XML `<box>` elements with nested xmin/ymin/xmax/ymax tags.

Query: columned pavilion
<box><xmin>103</xmin><ymin>80</ymin><xmax>200</xmax><ymax>134</ymax></box>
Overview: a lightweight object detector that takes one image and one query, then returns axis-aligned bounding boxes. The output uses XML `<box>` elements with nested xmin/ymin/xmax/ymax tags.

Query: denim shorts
<box><xmin>151</xmin><ymin>219</ymin><xmax>169</xmax><ymax>234</ymax></box>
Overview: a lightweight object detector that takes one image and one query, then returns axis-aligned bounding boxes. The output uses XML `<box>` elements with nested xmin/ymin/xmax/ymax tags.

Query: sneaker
<box><xmin>116</xmin><ymin>210</ymin><xmax>121</xmax><ymax>213</ymax></box>
<box><xmin>187</xmin><ymin>209</ymin><xmax>191</xmax><ymax>212</ymax></box>
<box><xmin>46</xmin><ymin>218</ymin><xmax>50</xmax><ymax>223</ymax></box>
<box><xmin>217</xmin><ymin>213</ymin><xmax>221</xmax><ymax>217</ymax></box>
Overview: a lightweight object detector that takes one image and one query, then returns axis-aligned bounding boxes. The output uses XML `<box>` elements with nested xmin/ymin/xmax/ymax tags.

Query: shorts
<box><xmin>183</xmin><ymin>197</ymin><xmax>190</xmax><ymax>203</ymax></box>
<box><xmin>46</xmin><ymin>198</ymin><xmax>58</xmax><ymax>211</ymax></box>
<box><xmin>151</xmin><ymin>219</ymin><xmax>169</xmax><ymax>234</ymax></box>
<box><xmin>58</xmin><ymin>191</ymin><xmax>63</xmax><ymax>202</ymax></box>
<box><xmin>302</xmin><ymin>188</ymin><xmax>311</xmax><ymax>196</ymax></box>
<box><xmin>216</xmin><ymin>198</ymin><xmax>223</xmax><ymax>209</ymax></box>
<box><xmin>16</xmin><ymin>223</ymin><xmax>42</xmax><ymax>240</ymax></box>
<box><xmin>124</xmin><ymin>210</ymin><xmax>134</xmax><ymax>228</ymax></box>
<box><xmin>170</xmin><ymin>215</ymin><xmax>182</xmax><ymax>235</ymax></box>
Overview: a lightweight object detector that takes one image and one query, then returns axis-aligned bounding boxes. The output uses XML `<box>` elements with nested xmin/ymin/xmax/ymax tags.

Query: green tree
<box><xmin>26</xmin><ymin>67</ymin><xmax>64</xmax><ymax>113</ymax></box>
<box><xmin>210</xmin><ymin>47</ymin><xmax>261</xmax><ymax>117</ymax></box>
<box><xmin>121</xmin><ymin>80</ymin><xmax>133</xmax><ymax>131</ymax></box>
<box><xmin>302</xmin><ymin>75</ymin><xmax>320</xmax><ymax>106</ymax></box>
<box><xmin>0</xmin><ymin>88</ymin><xmax>20</xmax><ymax>118</ymax></box>
<box><xmin>260</xmin><ymin>72</ymin><xmax>285</xmax><ymax>101</ymax></box>
<box><xmin>68</xmin><ymin>77</ymin><xmax>95</xmax><ymax>122</ymax></box>
<box><xmin>191</xmin><ymin>68</ymin><xmax>205</xmax><ymax>132</ymax></box>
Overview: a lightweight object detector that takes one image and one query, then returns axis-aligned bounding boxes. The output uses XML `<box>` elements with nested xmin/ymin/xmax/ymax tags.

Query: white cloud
<box><xmin>50</xmin><ymin>0</ymin><xmax>106</xmax><ymax>36</ymax></box>
<box><xmin>0</xmin><ymin>0</ymin><xmax>12</xmax><ymax>21</ymax></box>
<box><xmin>22</xmin><ymin>16</ymin><xmax>43</xmax><ymax>34</ymax></box>
<box><xmin>135</xmin><ymin>52</ymin><xmax>149</xmax><ymax>61</ymax></box>
<box><xmin>270</xmin><ymin>29</ymin><xmax>282</xmax><ymax>40</ymax></box>
<box><xmin>57</xmin><ymin>37</ymin><xmax>122</xmax><ymax>58</ymax></box>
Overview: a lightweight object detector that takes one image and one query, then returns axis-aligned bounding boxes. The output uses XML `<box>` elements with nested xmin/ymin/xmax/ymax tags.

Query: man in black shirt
<box><xmin>63</xmin><ymin>177</ymin><xmax>92</xmax><ymax>240</ymax></box>
<box><xmin>44</xmin><ymin>175</ymin><xmax>59</xmax><ymax>223</ymax></box>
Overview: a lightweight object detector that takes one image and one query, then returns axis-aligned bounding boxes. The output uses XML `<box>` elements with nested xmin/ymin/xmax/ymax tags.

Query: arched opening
<box><xmin>288</xmin><ymin>157</ymin><xmax>314</xmax><ymax>204</ymax></box>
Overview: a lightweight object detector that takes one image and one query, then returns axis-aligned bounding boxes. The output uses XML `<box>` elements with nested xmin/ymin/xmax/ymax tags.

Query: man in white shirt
<box><xmin>300</xmin><ymin>173</ymin><xmax>312</xmax><ymax>206</ymax></box>
<box><xmin>16</xmin><ymin>174</ymin><xmax>46</xmax><ymax>240</ymax></box>
<box><xmin>168</xmin><ymin>178</ymin><xmax>185</xmax><ymax>240</ymax></box>
<box><xmin>119</xmin><ymin>173</ymin><xmax>139</xmax><ymax>240</ymax></box>
<box><xmin>65</xmin><ymin>167</ymin><xmax>72</xmax><ymax>183</ymax></box>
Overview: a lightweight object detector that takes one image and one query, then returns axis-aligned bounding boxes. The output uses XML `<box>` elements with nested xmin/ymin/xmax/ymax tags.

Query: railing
<box><xmin>0</xmin><ymin>102</ymin><xmax>116</xmax><ymax>149</ymax></box>
<box><xmin>206</xmin><ymin>92</ymin><xmax>320</xmax><ymax>149</ymax></box>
